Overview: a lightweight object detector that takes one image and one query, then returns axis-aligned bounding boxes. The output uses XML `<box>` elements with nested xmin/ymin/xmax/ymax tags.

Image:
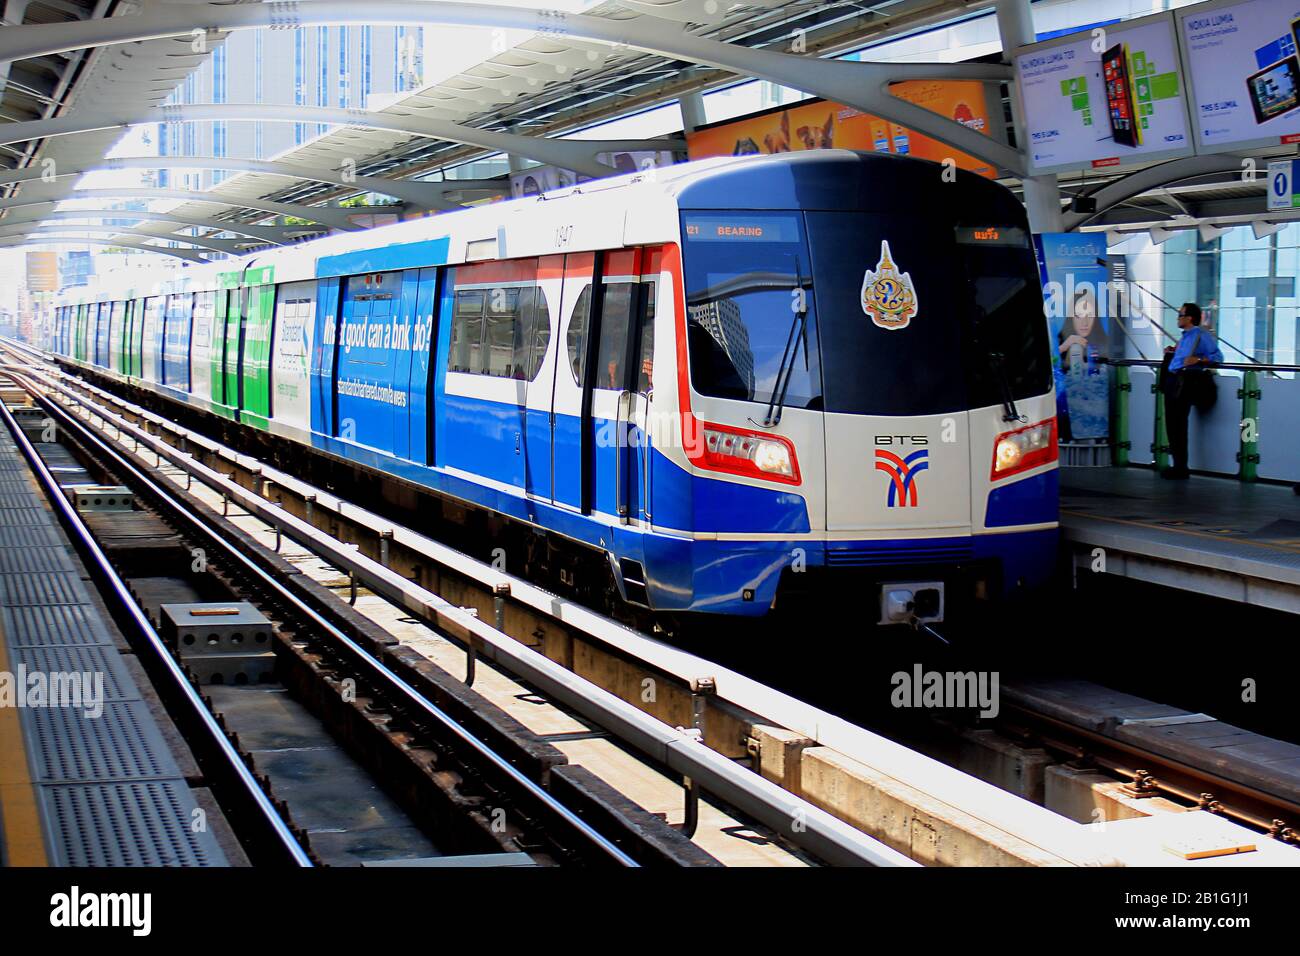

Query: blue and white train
<box><xmin>47</xmin><ymin>151</ymin><xmax>1059</xmax><ymax>622</ymax></box>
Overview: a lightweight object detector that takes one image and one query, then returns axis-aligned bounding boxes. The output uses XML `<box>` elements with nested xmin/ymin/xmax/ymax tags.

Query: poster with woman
<box><xmin>1032</xmin><ymin>234</ymin><xmax>1112</xmax><ymax>441</ymax></box>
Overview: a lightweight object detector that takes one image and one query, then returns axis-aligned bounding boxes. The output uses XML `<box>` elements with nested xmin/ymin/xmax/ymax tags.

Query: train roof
<box><xmin>53</xmin><ymin>151</ymin><xmax>1015</xmax><ymax>304</ymax></box>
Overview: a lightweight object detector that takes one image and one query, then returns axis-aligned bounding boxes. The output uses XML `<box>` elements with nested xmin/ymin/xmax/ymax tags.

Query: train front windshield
<box><xmin>682</xmin><ymin>210</ymin><xmax>1051</xmax><ymax>416</ymax></box>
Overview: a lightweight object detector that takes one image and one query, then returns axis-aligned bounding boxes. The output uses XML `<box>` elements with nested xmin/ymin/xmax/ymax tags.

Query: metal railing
<box><xmin>1102</xmin><ymin>359</ymin><xmax>1300</xmax><ymax>481</ymax></box>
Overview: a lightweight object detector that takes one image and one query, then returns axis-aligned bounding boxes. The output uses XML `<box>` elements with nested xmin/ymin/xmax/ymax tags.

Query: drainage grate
<box><xmin>2</xmin><ymin>604</ymin><xmax>116</xmax><ymax>647</ymax></box>
<box><xmin>13</xmin><ymin>644</ymin><xmax>141</xmax><ymax>702</ymax></box>
<box><xmin>25</xmin><ymin>701</ymin><xmax>180</xmax><ymax>783</ymax></box>
<box><xmin>0</xmin><ymin>508</ymin><xmax>52</xmax><ymax>527</ymax></box>
<box><xmin>0</xmin><ymin>570</ymin><xmax>92</xmax><ymax>606</ymax></box>
<box><xmin>39</xmin><ymin>781</ymin><xmax>226</xmax><ymax>866</ymax></box>
<box><xmin>0</xmin><ymin>545</ymin><xmax>75</xmax><ymax>574</ymax></box>
<box><xmin>0</xmin><ymin>525</ymin><xmax>64</xmax><ymax>548</ymax></box>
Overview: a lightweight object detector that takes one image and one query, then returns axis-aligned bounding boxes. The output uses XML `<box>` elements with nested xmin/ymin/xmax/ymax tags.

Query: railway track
<box><xmin>0</xmin><ymin>345</ymin><xmax>916</xmax><ymax>866</ymax></box>
<box><xmin>0</xmin><ymin>368</ymin><xmax>669</xmax><ymax>867</ymax></box>
<box><xmin>12</xmin><ymin>339</ymin><xmax>1298</xmax><ymax>864</ymax></box>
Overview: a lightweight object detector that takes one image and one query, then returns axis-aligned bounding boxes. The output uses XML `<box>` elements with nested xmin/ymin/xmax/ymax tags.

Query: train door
<box><xmin>521</xmin><ymin>257</ymin><xmax>564</xmax><ymax>500</ymax></box>
<box><xmin>141</xmin><ymin>296</ymin><xmax>163</xmax><ymax>384</ymax></box>
<box><xmin>220</xmin><ymin>287</ymin><xmax>243</xmax><ymax>417</ymax></box>
<box><xmin>108</xmin><ymin>301</ymin><xmax>123</xmax><ymax>373</ymax></box>
<box><xmin>335</xmin><ymin>271</ymin><xmax>400</xmax><ymax>451</ymax></box>
<box><xmin>131</xmin><ymin>298</ymin><xmax>146</xmax><ymax>378</ymax></box>
<box><xmin>191</xmin><ymin>290</ymin><xmax>216</xmax><ymax>404</ymax></box>
<box><xmin>407</xmin><ymin>268</ymin><xmax>440</xmax><ymax>464</ymax></box>
<box><xmin>240</xmin><ymin>283</ymin><xmax>275</xmax><ymax>429</ymax></box>
<box><xmin>549</xmin><ymin>252</ymin><xmax>596</xmax><ymax>512</ymax></box>
<box><xmin>551</xmin><ymin>249</ymin><xmax>653</xmax><ymax>524</ymax></box>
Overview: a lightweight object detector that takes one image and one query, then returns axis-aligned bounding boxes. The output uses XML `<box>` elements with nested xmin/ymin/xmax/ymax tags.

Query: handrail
<box><xmin>1104</xmin><ymin>359</ymin><xmax>1300</xmax><ymax>373</ymax></box>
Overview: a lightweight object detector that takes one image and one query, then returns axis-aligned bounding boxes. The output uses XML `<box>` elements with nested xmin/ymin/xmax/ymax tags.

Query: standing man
<box><xmin>1161</xmin><ymin>302</ymin><xmax>1224</xmax><ymax>480</ymax></box>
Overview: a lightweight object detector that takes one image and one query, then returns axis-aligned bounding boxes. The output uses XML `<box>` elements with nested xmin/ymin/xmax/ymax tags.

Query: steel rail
<box><xmin>15</xmin><ymin>345</ymin><xmax>1127</xmax><ymax>865</ymax></box>
<box><xmin>0</xmin><ymin>390</ymin><xmax>316</xmax><ymax>868</ymax></box>
<box><xmin>8</xmin><ymin>368</ymin><xmax>640</xmax><ymax>868</ymax></box>
<box><xmin>1001</xmin><ymin>703</ymin><xmax>1300</xmax><ymax>841</ymax></box>
<box><xmin>9</xmin><ymin>353</ymin><xmax>918</xmax><ymax>866</ymax></box>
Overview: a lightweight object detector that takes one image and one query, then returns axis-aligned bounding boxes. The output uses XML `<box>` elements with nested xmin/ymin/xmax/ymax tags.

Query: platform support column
<box><xmin>1238</xmin><ymin>369</ymin><xmax>1260</xmax><ymax>482</ymax></box>
<box><xmin>996</xmin><ymin>0</ymin><xmax>1062</xmax><ymax>234</ymax></box>
<box><xmin>678</xmin><ymin>92</ymin><xmax>707</xmax><ymax>134</ymax></box>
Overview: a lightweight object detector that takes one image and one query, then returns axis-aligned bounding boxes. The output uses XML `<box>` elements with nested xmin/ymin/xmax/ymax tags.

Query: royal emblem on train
<box><xmin>861</xmin><ymin>240</ymin><xmax>919</xmax><ymax>331</ymax></box>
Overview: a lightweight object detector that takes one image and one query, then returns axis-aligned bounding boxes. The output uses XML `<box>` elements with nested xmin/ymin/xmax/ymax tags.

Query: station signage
<box><xmin>1268</xmin><ymin>158</ymin><xmax>1300</xmax><ymax>208</ymax></box>
<box><xmin>1015</xmin><ymin>11</ymin><xmax>1194</xmax><ymax>175</ymax></box>
<box><xmin>1178</xmin><ymin>0</ymin><xmax>1300</xmax><ymax>153</ymax></box>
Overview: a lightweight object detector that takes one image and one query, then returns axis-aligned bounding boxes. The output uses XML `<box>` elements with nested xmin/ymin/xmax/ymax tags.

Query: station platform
<box><xmin>0</xmin><ymin>415</ymin><xmax>229</xmax><ymax>866</ymax></box>
<box><xmin>1059</xmin><ymin>466</ymin><xmax>1300</xmax><ymax>614</ymax></box>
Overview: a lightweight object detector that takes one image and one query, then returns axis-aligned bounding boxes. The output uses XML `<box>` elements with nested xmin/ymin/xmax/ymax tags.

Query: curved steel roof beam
<box><xmin>0</xmin><ymin>235</ymin><xmax>207</xmax><ymax>262</ymax></box>
<box><xmin>0</xmin><ymin>156</ymin><xmax>468</xmax><ymax>211</ymax></box>
<box><xmin>0</xmin><ymin>207</ymin><xmax>308</xmax><ymax>243</ymax></box>
<box><xmin>0</xmin><ymin>223</ymin><xmax>252</xmax><ymax>254</ymax></box>
<box><xmin>0</xmin><ymin>104</ymin><xmax>678</xmax><ymax>180</ymax></box>
<box><xmin>0</xmin><ymin>1</ymin><xmax>1020</xmax><ymax>173</ymax></box>
<box><xmin>1064</xmin><ymin>156</ymin><xmax>1249</xmax><ymax>231</ymax></box>
<box><xmin>0</xmin><ymin>186</ymin><xmax>363</xmax><ymax>230</ymax></box>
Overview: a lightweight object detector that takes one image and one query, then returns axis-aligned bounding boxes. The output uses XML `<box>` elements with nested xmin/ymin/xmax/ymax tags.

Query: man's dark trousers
<box><xmin>1165</xmin><ymin>385</ymin><xmax>1192</xmax><ymax>473</ymax></box>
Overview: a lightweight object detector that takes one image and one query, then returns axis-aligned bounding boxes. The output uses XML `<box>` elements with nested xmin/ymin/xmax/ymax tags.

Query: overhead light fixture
<box><xmin>1148</xmin><ymin>226</ymin><xmax>1175</xmax><ymax>245</ymax></box>
<box><xmin>1198</xmin><ymin>222</ymin><xmax>1229</xmax><ymax>241</ymax></box>
<box><xmin>1252</xmin><ymin>220</ymin><xmax>1286</xmax><ymax>240</ymax></box>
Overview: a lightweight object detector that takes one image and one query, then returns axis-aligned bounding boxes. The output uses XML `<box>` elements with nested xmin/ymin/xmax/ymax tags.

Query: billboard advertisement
<box><xmin>1016</xmin><ymin>12</ymin><xmax>1193</xmax><ymax>174</ymax></box>
<box><xmin>685</xmin><ymin>81</ymin><xmax>999</xmax><ymax>178</ymax></box>
<box><xmin>1034</xmin><ymin>232</ymin><xmax>1112</xmax><ymax>441</ymax></box>
<box><xmin>25</xmin><ymin>251</ymin><xmax>58</xmax><ymax>293</ymax></box>
<box><xmin>1179</xmin><ymin>0</ymin><xmax>1300</xmax><ymax>152</ymax></box>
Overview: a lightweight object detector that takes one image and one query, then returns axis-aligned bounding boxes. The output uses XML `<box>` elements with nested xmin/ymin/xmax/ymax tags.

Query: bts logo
<box><xmin>874</xmin><ymin>447</ymin><xmax>929</xmax><ymax>508</ymax></box>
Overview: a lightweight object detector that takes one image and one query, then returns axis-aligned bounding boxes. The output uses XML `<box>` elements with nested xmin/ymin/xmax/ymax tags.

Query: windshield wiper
<box><xmin>971</xmin><ymin>302</ymin><xmax>1026</xmax><ymax>424</ymax></box>
<box><xmin>750</xmin><ymin>275</ymin><xmax>810</xmax><ymax>429</ymax></box>
<box><xmin>986</xmin><ymin>349</ymin><xmax>1026</xmax><ymax>424</ymax></box>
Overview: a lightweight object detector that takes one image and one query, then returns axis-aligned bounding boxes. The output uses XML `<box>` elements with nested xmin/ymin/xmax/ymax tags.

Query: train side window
<box><xmin>594</xmin><ymin>282</ymin><xmax>634</xmax><ymax>391</ymax></box>
<box><xmin>566</xmin><ymin>285</ymin><xmax>592</xmax><ymax>387</ymax></box>
<box><xmin>527</xmin><ymin>288</ymin><xmax>552</xmax><ymax>381</ymax></box>
<box><xmin>483</xmin><ymin>286</ymin><xmax>522</xmax><ymax>377</ymax></box>
<box><xmin>449</xmin><ymin>289</ymin><xmax>486</xmax><ymax>373</ymax></box>
<box><xmin>637</xmin><ymin>281</ymin><xmax>656</xmax><ymax>394</ymax></box>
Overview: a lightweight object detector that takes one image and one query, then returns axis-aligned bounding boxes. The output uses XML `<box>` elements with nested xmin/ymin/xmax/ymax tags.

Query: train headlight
<box><xmin>990</xmin><ymin>418</ymin><xmax>1058</xmax><ymax>480</ymax></box>
<box><xmin>753</xmin><ymin>439</ymin><xmax>793</xmax><ymax>477</ymax></box>
<box><xmin>995</xmin><ymin>438</ymin><xmax>1023</xmax><ymax>471</ymax></box>
<box><xmin>695</xmin><ymin>423</ymin><xmax>800</xmax><ymax>485</ymax></box>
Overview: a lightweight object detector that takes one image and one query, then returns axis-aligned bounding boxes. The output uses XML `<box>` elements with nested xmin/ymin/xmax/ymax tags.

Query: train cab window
<box><xmin>681</xmin><ymin>212</ymin><xmax>821</xmax><ymax>409</ymax></box>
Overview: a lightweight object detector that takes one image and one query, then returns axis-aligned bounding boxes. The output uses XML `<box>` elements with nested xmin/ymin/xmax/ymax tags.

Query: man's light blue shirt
<box><xmin>1169</xmin><ymin>325</ymin><xmax>1224</xmax><ymax>372</ymax></box>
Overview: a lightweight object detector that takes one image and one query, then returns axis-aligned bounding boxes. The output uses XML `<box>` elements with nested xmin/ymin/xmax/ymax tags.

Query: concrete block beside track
<box><xmin>751</xmin><ymin>724</ymin><xmax>815</xmax><ymax>796</ymax></box>
<box><xmin>799</xmin><ymin>746</ymin><xmax>1077</xmax><ymax>866</ymax></box>
<box><xmin>956</xmin><ymin>729</ymin><xmax>1052</xmax><ymax>804</ymax></box>
<box><xmin>1044</xmin><ymin>764</ymin><xmax>1186</xmax><ymax>825</ymax></box>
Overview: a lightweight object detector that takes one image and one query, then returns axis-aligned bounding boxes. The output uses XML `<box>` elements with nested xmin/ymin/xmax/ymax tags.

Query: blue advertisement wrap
<box><xmin>1033</xmin><ymin>232</ymin><xmax>1111</xmax><ymax>441</ymax></box>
